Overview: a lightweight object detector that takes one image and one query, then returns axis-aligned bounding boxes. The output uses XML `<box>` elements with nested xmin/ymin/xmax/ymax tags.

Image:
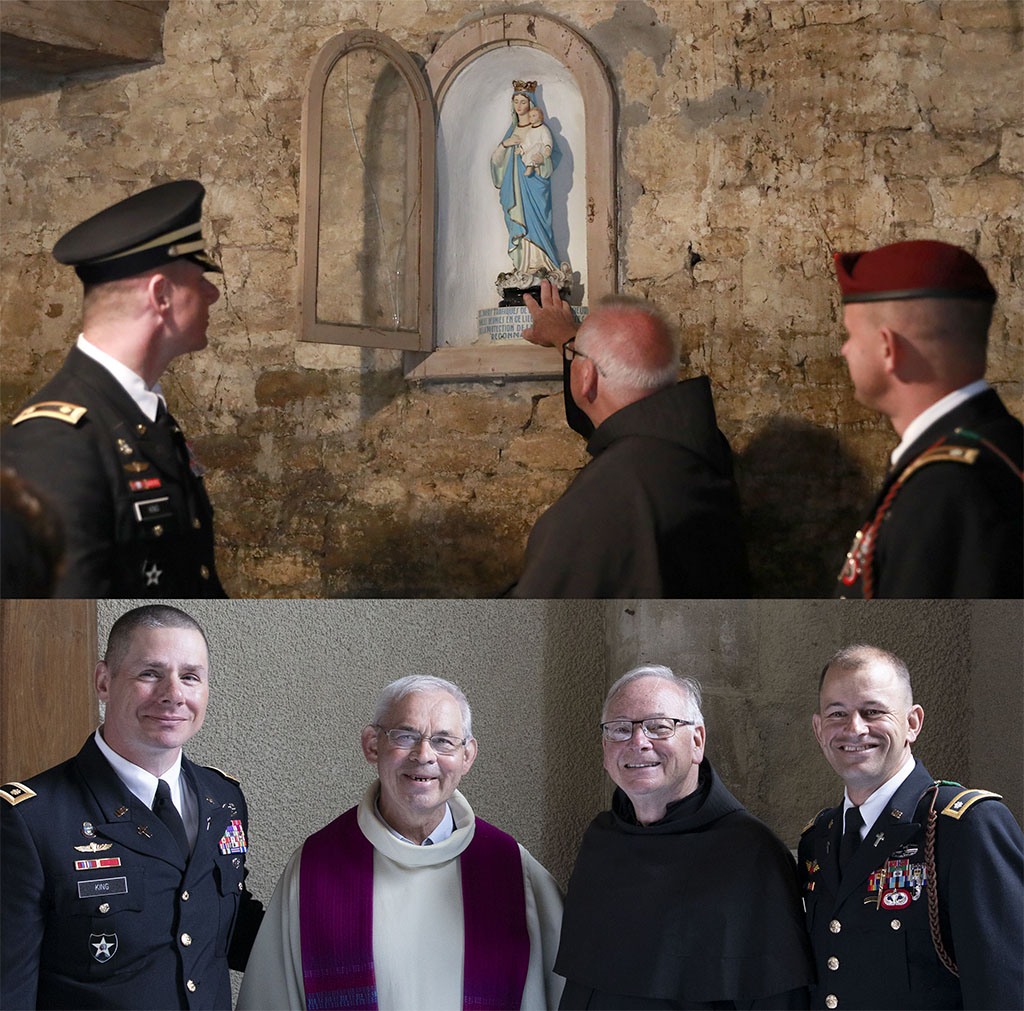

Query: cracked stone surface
<box><xmin>2</xmin><ymin>0</ymin><xmax>1021</xmax><ymax>597</ymax></box>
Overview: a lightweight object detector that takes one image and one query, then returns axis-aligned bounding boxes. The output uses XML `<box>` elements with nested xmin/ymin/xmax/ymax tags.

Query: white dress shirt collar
<box><xmin>843</xmin><ymin>754</ymin><xmax>916</xmax><ymax>839</ymax></box>
<box><xmin>891</xmin><ymin>379</ymin><xmax>990</xmax><ymax>468</ymax></box>
<box><xmin>373</xmin><ymin>793</ymin><xmax>456</xmax><ymax>846</ymax></box>
<box><xmin>76</xmin><ymin>334</ymin><xmax>166</xmax><ymax>422</ymax></box>
<box><xmin>94</xmin><ymin>728</ymin><xmax>184</xmax><ymax>812</ymax></box>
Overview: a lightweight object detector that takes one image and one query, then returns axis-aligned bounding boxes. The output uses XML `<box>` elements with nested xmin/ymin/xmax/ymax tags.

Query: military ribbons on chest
<box><xmin>219</xmin><ymin>819</ymin><xmax>248</xmax><ymax>854</ymax></box>
<box><xmin>866</xmin><ymin>857</ymin><xmax>927</xmax><ymax>909</ymax></box>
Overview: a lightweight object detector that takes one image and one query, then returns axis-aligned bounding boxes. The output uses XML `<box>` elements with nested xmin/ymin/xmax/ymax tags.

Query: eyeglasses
<box><xmin>562</xmin><ymin>339</ymin><xmax>607</xmax><ymax>377</ymax></box>
<box><xmin>375</xmin><ymin>726</ymin><xmax>467</xmax><ymax>755</ymax></box>
<box><xmin>600</xmin><ymin>718</ymin><xmax>695</xmax><ymax>742</ymax></box>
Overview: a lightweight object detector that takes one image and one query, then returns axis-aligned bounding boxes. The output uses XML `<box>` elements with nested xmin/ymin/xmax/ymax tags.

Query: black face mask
<box><xmin>562</xmin><ymin>360</ymin><xmax>594</xmax><ymax>440</ymax></box>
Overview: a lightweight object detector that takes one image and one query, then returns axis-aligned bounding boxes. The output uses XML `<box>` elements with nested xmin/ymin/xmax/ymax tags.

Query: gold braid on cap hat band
<box><xmin>90</xmin><ymin>223</ymin><xmax>203</xmax><ymax>264</ymax></box>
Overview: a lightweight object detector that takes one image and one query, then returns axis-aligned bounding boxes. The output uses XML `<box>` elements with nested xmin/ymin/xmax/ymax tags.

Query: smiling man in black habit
<box><xmin>555</xmin><ymin>665</ymin><xmax>813</xmax><ymax>1009</ymax></box>
<box><xmin>2</xmin><ymin>180</ymin><xmax>227</xmax><ymax>597</ymax></box>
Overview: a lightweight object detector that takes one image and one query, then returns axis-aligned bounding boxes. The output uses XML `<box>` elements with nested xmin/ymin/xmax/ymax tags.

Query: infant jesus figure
<box><xmin>518</xmin><ymin>106</ymin><xmax>553</xmax><ymax>176</ymax></box>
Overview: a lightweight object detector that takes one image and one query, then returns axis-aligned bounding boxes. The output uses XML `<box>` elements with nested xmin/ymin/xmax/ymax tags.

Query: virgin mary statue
<box><xmin>490</xmin><ymin>81</ymin><xmax>570</xmax><ymax>300</ymax></box>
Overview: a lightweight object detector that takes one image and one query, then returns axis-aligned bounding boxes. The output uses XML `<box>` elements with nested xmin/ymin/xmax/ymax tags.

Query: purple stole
<box><xmin>299</xmin><ymin>805</ymin><xmax>531</xmax><ymax>1011</ymax></box>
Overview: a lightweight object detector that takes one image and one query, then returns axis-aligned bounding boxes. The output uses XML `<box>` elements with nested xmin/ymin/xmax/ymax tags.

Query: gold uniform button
<box><xmin>891</xmin><ymin>919</ymin><xmax>902</xmax><ymax>930</ymax></box>
<box><xmin>98</xmin><ymin>903</ymin><xmax>110</xmax><ymax>914</ymax></box>
<box><xmin>186</xmin><ymin>980</ymin><xmax>197</xmax><ymax>993</ymax></box>
<box><xmin>181</xmin><ymin>933</ymin><xmax>192</xmax><ymax>946</ymax></box>
<box><xmin>825</xmin><ymin>996</ymin><xmax>838</xmax><ymax>1009</ymax></box>
<box><xmin>136</xmin><ymin>424</ymin><xmax>147</xmax><ymax>436</ymax></box>
<box><xmin>181</xmin><ymin>890</ymin><xmax>190</xmax><ymax>901</ymax></box>
<box><xmin>827</xmin><ymin>956</ymin><xmax>839</xmax><ymax>971</ymax></box>
<box><xmin>153</xmin><ymin>524</ymin><xmax>164</xmax><ymax>537</ymax></box>
<box><xmin>192</xmin><ymin>517</ymin><xmax>201</xmax><ymax>529</ymax></box>
<box><xmin>829</xmin><ymin>919</ymin><xmax>841</xmax><ymax>934</ymax></box>
<box><xmin>200</xmin><ymin>565</ymin><xmax>210</xmax><ymax>579</ymax></box>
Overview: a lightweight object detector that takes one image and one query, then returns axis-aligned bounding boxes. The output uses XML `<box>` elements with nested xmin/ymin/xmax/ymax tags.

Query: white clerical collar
<box><xmin>94</xmin><ymin>728</ymin><xmax>184</xmax><ymax>813</ymax></box>
<box><xmin>891</xmin><ymin>379</ymin><xmax>990</xmax><ymax>468</ymax></box>
<box><xmin>843</xmin><ymin>755</ymin><xmax>916</xmax><ymax>839</ymax></box>
<box><xmin>77</xmin><ymin>334</ymin><xmax>166</xmax><ymax>422</ymax></box>
<box><xmin>373</xmin><ymin>794</ymin><xmax>455</xmax><ymax>846</ymax></box>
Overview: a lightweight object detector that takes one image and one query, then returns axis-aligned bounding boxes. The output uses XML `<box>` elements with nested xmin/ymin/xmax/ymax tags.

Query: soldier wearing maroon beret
<box><xmin>2</xmin><ymin>180</ymin><xmax>227</xmax><ymax>598</ymax></box>
<box><xmin>833</xmin><ymin>239</ymin><xmax>1022</xmax><ymax>598</ymax></box>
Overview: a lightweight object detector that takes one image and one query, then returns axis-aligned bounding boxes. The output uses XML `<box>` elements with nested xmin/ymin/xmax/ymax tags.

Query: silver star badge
<box><xmin>144</xmin><ymin>562</ymin><xmax>162</xmax><ymax>586</ymax></box>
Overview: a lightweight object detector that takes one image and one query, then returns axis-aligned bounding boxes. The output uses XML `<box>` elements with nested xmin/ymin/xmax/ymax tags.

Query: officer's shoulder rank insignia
<box><xmin>1</xmin><ymin>782</ymin><xmax>37</xmax><ymax>805</ymax></box>
<box><xmin>11</xmin><ymin>401</ymin><xmax>87</xmax><ymax>426</ymax></box>
<box><xmin>207</xmin><ymin>765</ymin><xmax>240</xmax><ymax>783</ymax></box>
<box><xmin>940</xmin><ymin>787</ymin><xmax>1001</xmax><ymax>820</ymax></box>
<box><xmin>902</xmin><ymin>443</ymin><xmax>979</xmax><ymax>481</ymax></box>
<box><xmin>801</xmin><ymin>807</ymin><xmax>829</xmax><ymax>834</ymax></box>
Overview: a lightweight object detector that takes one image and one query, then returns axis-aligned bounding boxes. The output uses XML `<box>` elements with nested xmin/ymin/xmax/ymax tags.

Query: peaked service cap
<box><xmin>53</xmin><ymin>179</ymin><xmax>221</xmax><ymax>284</ymax></box>
<box><xmin>834</xmin><ymin>240</ymin><xmax>996</xmax><ymax>305</ymax></box>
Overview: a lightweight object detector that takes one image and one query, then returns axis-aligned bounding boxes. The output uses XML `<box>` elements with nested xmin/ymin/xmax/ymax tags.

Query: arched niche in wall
<box><xmin>415</xmin><ymin>13</ymin><xmax>615</xmax><ymax>380</ymax></box>
<box><xmin>298</xmin><ymin>30</ymin><xmax>435</xmax><ymax>350</ymax></box>
<box><xmin>298</xmin><ymin>15</ymin><xmax>614</xmax><ymax>380</ymax></box>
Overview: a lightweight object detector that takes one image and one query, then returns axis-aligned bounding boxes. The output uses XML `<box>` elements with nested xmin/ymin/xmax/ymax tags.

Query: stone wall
<box><xmin>3</xmin><ymin>0</ymin><xmax>1021</xmax><ymax>597</ymax></box>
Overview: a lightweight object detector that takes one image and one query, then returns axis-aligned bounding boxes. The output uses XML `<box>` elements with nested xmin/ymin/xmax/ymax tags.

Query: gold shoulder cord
<box><xmin>923</xmin><ymin>784</ymin><xmax>1000</xmax><ymax>978</ymax></box>
<box><xmin>924</xmin><ymin>784</ymin><xmax>959</xmax><ymax>977</ymax></box>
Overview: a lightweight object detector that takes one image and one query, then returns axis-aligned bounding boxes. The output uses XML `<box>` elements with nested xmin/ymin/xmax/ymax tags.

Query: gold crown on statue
<box><xmin>512</xmin><ymin>80</ymin><xmax>538</xmax><ymax>93</ymax></box>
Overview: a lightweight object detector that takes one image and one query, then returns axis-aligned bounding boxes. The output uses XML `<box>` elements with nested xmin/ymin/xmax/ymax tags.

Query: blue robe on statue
<box><xmin>491</xmin><ymin>99</ymin><xmax>561</xmax><ymax>272</ymax></box>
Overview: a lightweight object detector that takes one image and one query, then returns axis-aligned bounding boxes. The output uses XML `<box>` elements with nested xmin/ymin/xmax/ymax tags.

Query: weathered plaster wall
<box><xmin>604</xmin><ymin>598</ymin><xmax>1024</xmax><ymax>838</ymax></box>
<box><xmin>5</xmin><ymin>1</ymin><xmax>1022</xmax><ymax>596</ymax></box>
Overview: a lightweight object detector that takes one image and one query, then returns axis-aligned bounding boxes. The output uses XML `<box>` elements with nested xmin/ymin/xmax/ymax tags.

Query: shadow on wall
<box><xmin>738</xmin><ymin>417</ymin><xmax>872</xmax><ymax>597</ymax></box>
<box><xmin>539</xmin><ymin>600</ymin><xmax>607</xmax><ymax>887</ymax></box>
<box><xmin>324</xmin><ymin>499</ymin><xmax>527</xmax><ymax>598</ymax></box>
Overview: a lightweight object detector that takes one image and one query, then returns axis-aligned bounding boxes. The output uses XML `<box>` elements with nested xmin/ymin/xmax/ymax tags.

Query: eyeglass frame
<box><xmin>599</xmin><ymin>717</ymin><xmax>696</xmax><ymax>742</ymax></box>
<box><xmin>373</xmin><ymin>725</ymin><xmax>469</xmax><ymax>754</ymax></box>
<box><xmin>561</xmin><ymin>338</ymin><xmax>607</xmax><ymax>377</ymax></box>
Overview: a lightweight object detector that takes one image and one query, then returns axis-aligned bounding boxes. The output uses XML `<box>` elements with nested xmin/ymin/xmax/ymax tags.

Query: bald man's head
<box><xmin>575</xmin><ymin>296</ymin><xmax>681</xmax><ymax>393</ymax></box>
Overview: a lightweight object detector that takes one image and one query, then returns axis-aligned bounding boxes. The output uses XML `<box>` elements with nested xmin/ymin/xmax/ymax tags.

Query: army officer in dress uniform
<box><xmin>833</xmin><ymin>240</ymin><xmax>1023</xmax><ymax>598</ymax></box>
<box><xmin>0</xmin><ymin>604</ymin><xmax>264</xmax><ymax>1010</ymax></box>
<box><xmin>799</xmin><ymin>645</ymin><xmax>1023</xmax><ymax>1010</ymax></box>
<box><xmin>2</xmin><ymin>180</ymin><xmax>227</xmax><ymax>597</ymax></box>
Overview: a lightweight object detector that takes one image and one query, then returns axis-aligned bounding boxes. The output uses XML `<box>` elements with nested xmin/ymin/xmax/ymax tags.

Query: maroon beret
<box><xmin>834</xmin><ymin>240</ymin><xmax>996</xmax><ymax>305</ymax></box>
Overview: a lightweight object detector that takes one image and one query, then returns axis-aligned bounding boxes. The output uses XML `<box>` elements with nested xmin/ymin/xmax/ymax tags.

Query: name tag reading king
<box><xmin>78</xmin><ymin>876</ymin><xmax>128</xmax><ymax>899</ymax></box>
<box><xmin>133</xmin><ymin>496</ymin><xmax>172</xmax><ymax>523</ymax></box>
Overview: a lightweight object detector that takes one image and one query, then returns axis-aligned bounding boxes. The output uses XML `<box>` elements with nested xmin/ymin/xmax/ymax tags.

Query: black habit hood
<box><xmin>555</xmin><ymin>760</ymin><xmax>813</xmax><ymax>1006</ymax></box>
<box><xmin>585</xmin><ymin>375</ymin><xmax>734</xmax><ymax>476</ymax></box>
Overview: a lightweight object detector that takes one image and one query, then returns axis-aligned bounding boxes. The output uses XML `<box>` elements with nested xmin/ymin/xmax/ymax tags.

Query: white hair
<box><xmin>602</xmin><ymin>664</ymin><xmax>704</xmax><ymax>724</ymax></box>
<box><xmin>372</xmin><ymin>675</ymin><xmax>473</xmax><ymax>738</ymax></box>
<box><xmin>575</xmin><ymin>296</ymin><xmax>681</xmax><ymax>390</ymax></box>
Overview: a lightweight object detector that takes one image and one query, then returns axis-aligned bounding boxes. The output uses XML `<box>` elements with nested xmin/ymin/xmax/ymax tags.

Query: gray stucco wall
<box><xmin>602</xmin><ymin>599</ymin><xmax>1024</xmax><ymax>842</ymax></box>
<box><xmin>97</xmin><ymin>599</ymin><xmax>1023</xmax><ymax>908</ymax></box>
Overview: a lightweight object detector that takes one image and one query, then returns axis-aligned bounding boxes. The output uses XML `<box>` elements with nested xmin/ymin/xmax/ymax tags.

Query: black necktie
<box><xmin>839</xmin><ymin>805</ymin><xmax>863</xmax><ymax>874</ymax></box>
<box><xmin>153</xmin><ymin>779</ymin><xmax>190</xmax><ymax>860</ymax></box>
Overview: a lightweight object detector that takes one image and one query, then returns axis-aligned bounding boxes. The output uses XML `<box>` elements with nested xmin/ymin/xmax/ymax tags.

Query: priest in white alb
<box><xmin>236</xmin><ymin>675</ymin><xmax>564</xmax><ymax>1010</ymax></box>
